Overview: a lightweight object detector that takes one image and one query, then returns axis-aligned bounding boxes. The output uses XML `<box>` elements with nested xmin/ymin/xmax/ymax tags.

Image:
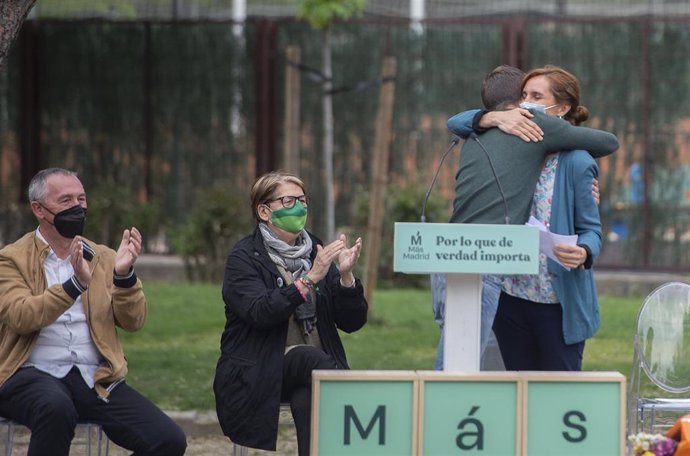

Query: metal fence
<box><xmin>2</xmin><ymin>7</ymin><xmax>690</xmax><ymax>270</ymax></box>
<box><xmin>26</xmin><ymin>0</ymin><xmax>690</xmax><ymax>20</ymax></box>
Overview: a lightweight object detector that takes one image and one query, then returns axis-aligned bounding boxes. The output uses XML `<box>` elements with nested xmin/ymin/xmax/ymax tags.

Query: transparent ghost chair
<box><xmin>628</xmin><ymin>282</ymin><xmax>690</xmax><ymax>435</ymax></box>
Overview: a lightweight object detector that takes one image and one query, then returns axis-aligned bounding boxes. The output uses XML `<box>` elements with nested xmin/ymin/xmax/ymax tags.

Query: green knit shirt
<box><xmin>450</xmin><ymin>111</ymin><xmax>619</xmax><ymax>225</ymax></box>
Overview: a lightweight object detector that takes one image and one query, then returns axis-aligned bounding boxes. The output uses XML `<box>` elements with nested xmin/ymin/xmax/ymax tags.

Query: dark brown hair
<box><xmin>481</xmin><ymin>65</ymin><xmax>526</xmax><ymax>110</ymax></box>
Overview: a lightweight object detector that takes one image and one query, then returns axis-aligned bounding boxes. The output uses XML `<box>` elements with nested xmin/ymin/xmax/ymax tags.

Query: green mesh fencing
<box><xmin>1</xmin><ymin>17</ymin><xmax>689</xmax><ymax>269</ymax></box>
<box><xmin>26</xmin><ymin>0</ymin><xmax>690</xmax><ymax>20</ymax></box>
<box><xmin>527</xmin><ymin>19</ymin><xmax>690</xmax><ymax>268</ymax></box>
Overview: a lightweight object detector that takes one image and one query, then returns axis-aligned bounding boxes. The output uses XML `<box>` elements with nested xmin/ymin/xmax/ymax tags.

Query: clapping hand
<box><xmin>70</xmin><ymin>236</ymin><xmax>92</xmax><ymax>287</ymax></box>
<box><xmin>115</xmin><ymin>227</ymin><xmax>142</xmax><ymax>276</ymax></box>
<box><xmin>307</xmin><ymin>236</ymin><xmax>346</xmax><ymax>283</ymax></box>
<box><xmin>336</xmin><ymin>234</ymin><xmax>362</xmax><ymax>274</ymax></box>
<box><xmin>305</xmin><ymin>234</ymin><xmax>363</xmax><ymax>285</ymax></box>
<box><xmin>336</xmin><ymin>234</ymin><xmax>362</xmax><ymax>288</ymax></box>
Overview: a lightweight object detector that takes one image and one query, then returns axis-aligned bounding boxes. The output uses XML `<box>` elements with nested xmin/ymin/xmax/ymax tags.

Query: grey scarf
<box><xmin>259</xmin><ymin>223</ymin><xmax>317</xmax><ymax>333</ymax></box>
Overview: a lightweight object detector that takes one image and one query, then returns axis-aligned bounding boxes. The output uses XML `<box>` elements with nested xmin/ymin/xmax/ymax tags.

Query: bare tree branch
<box><xmin>0</xmin><ymin>0</ymin><xmax>37</xmax><ymax>68</ymax></box>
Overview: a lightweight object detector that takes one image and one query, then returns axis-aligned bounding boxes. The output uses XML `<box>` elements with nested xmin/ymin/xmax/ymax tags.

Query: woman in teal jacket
<box><xmin>493</xmin><ymin>65</ymin><xmax>602</xmax><ymax>370</ymax></box>
<box><xmin>548</xmin><ymin>149</ymin><xmax>601</xmax><ymax>347</ymax></box>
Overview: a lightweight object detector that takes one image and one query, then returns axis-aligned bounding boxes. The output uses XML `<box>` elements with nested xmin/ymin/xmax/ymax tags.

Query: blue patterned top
<box><xmin>502</xmin><ymin>153</ymin><xmax>560</xmax><ymax>304</ymax></box>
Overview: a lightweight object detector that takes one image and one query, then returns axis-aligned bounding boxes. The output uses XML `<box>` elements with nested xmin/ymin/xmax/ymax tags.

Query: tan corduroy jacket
<box><xmin>0</xmin><ymin>231</ymin><xmax>147</xmax><ymax>400</ymax></box>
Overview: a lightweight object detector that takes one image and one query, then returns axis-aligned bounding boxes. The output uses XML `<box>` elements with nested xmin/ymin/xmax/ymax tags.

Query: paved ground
<box><xmin>7</xmin><ymin>435</ymin><xmax>298</xmax><ymax>456</ymax></box>
<box><xmin>4</xmin><ymin>411</ymin><xmax>298</xmax><ymax>456</ymax></box>
<box><xmin>102</xmin><ymin>429</ymin><xmax>298</xmax><ymax>456</ymax></box>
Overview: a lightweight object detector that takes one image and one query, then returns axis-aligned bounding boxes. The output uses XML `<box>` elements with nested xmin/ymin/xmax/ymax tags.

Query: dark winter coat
<box><xmin>213</xmin><ymin>227</ymin><xmax>368</xmax><ymax>451</ymax></box>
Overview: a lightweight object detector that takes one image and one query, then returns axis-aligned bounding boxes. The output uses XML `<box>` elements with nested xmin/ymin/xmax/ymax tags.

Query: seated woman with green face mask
<box><xmin>213</xmin><ymin>171</ymin><xmax>368</xmax><ymax>456</ymax></box>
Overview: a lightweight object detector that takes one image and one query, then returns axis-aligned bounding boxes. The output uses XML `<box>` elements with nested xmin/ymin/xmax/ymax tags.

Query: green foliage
<box><xmin>119</xmin><ymin>283</ymin><xmax>440</xmax><ymax>410</ymax></box>
<box><xmin>118</xmin><ymin>283</ymin><xmax>225</xmax><ymax>411</ymax></box>
<box><xmin>581</xmin><ymin>295</ymin><xmax>637</xmax><ymax>375</ymax></box>
<box><xmin>297</xmin><ymin>0</ymin><xmax>365</xmax><ymax>30</ymax></box>
<box><xmin>0</xmin><ymin>202</ymin><xmax>35</xmax><ymax>247</ymax></box>
<box><xmin>119</xmin><ymin>282</ymin><xmax>645</xmax><ymax>411</ymax></box>
<box><xmin>85</xmin><ymin>182</ymin><xmax>163</xmax><ymax>251</ymax></box>
<box><xmin>0</xmin><ymin>184</ymin><xmax>162</xmax><ymax>250</ymax></box>
<box><xmin>36</xmin><ymin>0</ymin><xmax>138</xmax><ymax>18</ymax></box>
<box><xmin>342</xmin><ymin>288</ymin><xmax>439</xmax><ymax>370</ymax></box>
<box><xmin>352</xmin><ymin>182</ymin><xmax>448</xmax><ymax>288</ymax></box>
<box><xmin>169</xmin><ymin>184</ymin><xmax>253</xmax><ymax>283</ymax></box>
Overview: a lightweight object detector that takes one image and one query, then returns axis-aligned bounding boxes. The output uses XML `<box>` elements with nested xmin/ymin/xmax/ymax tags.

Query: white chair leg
<box><xmin>97</xmin><ymin>423</ymin><xmax>110</xmax><ymax>456</ymax></box>
<box><xmin>5</xmin><ymin>421</ymin><xmax>13</xmax><ymax>456</ymax></box>
<box><xmin>0</xmin><ymin>420</ymin><xmax>112</xmax><ymax>456</ymax></box>
<box><xmin>233</xmin><ymin>443</ymin><xmax>249</xmax><ymax>456</ymax></box>
<box><xmin>86</xmin><ymin>423</ymin><xmax>93</xmax><ymax>456</ymax></box>
<box><xmin>97</xmin><ymin>424</ymin><xmax>103</xmax><ymax>456</ymax></box>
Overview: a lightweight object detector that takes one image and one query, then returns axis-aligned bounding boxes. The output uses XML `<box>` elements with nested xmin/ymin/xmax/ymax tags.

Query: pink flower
<box><xmin>628</xmin><ymin>433</ymin><xmax>676</xmax><ymax>456</ymax></box>
<box><xmin>651</xmin><ymin>437</ymin><xmax>676</xmax><ymax>456</ymax></box>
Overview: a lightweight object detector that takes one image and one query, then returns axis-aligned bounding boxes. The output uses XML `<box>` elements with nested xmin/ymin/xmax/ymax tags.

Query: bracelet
<box><xmin>295</xmin><ymin>281</ymin><xmax>309</xmax><ymax>301</ymax></box>
<box><xmin>299</xmin><ymin>275</ymin><xmax>319</xmax><ymax>293</ymax></box>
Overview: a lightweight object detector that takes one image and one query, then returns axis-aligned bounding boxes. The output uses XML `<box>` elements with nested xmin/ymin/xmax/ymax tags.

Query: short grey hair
<box><xmin>28</xmin><ymin>168</ymin><xmax>78</xmax><ymax>203</ymax></box>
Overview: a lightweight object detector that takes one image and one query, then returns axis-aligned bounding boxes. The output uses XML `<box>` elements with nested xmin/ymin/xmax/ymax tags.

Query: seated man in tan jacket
<box><xmin>0</xmin><ymin>168</ymin><xmax>186</xmax><ymax>456</ymax></box>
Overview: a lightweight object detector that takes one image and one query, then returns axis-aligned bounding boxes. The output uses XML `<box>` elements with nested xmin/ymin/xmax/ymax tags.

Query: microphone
<box><xmin>421</xmin><ymin>135</ymin><xmax>461</xmax><ymax>223</ymax></box>
<box><xmin>470</xmin><ymin>132</ymin><xmax>510</xmax><ymax>225</ymax></box>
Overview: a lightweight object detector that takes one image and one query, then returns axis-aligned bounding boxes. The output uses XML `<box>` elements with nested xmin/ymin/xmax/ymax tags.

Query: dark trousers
<box><xmin>492</xmin><ymin>291</ymin><xmax>585</xmax><ymax>371</ymax></box>
<box><xmin>0</xmin><ymin>367</ymin><xmax>187</xmax><ymax>456</ymax></box>
<box><xmin>281</xmin><ymin>346</ymin><xmax>337</xmax><ymax>456</ymax></box>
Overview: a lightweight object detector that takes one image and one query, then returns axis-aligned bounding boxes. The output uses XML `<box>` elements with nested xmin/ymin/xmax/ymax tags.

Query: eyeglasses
<box><xmin>265</xmin><ymin>195</ymin><xmax>310</xmax><ymax>208</ymax></box>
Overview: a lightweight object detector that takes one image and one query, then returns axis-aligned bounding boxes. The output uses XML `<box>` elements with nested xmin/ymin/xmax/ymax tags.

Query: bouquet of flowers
<box><xmin>628</xmin><ymin>432</ymin><xmax>677</xmax><ymax>456</ymax></box>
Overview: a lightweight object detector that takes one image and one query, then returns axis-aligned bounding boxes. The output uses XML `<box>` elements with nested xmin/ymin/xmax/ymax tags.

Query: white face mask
<box><xmin>519</xmin><ymin>101</ymin><xmax>558</xmax><ymax>113</ymax></box>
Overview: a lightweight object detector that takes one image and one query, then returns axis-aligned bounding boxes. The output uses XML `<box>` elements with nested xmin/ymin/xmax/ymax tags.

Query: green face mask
<box><xmin>269</xmin><ymin>202</ymin><xmax>308</xmax><ymax>234</ymax></box>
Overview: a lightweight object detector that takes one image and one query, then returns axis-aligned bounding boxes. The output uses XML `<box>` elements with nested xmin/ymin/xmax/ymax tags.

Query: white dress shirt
<box><xmin>22</xmin><ymin>229</ymin><xmax>104</xmax><ymax>387</ymax></box>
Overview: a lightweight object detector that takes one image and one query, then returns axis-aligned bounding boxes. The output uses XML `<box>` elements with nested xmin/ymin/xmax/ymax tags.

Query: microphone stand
<box><xmin>421</xmin><ymin>136</ymin><xmax>460</xmax><ymax>223</ymax></box>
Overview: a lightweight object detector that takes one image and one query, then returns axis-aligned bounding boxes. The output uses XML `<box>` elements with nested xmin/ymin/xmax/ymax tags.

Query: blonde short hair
<box><xmin>250</xmin><ymin>171</ymin><xmax>306</xmax><ymax>223</ymax></box>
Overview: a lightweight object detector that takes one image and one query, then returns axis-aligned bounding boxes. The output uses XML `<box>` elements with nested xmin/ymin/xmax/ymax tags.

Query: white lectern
<box><xmin>393</xmin><ymin>222</ymin><xmax>539</xmax><ymax>372</ymax></box>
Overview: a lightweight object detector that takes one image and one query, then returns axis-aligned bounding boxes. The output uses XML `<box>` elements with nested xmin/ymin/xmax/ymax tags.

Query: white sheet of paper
<box><xmin>526</xmin><ymin>216</ymin><xmax>578</xmax><ymax>270</ymax></box>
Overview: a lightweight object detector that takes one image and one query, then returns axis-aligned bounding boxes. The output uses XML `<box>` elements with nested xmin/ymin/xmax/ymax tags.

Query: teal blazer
<box><xmin>548</xmin><ymin>150</ymin><xmax>601</xmax><ymax>344</ymax></box>
<box><xmin>447</xmin><ymin>110</ymin><xmax>604</xmax><ymax>344</ymax></box>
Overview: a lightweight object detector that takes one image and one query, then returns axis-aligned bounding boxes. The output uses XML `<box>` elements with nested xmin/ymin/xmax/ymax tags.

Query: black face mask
<box><xmin>42</xmin><ymin>204</ymin><xmax>87</xmax><ymax>239</ymax></box>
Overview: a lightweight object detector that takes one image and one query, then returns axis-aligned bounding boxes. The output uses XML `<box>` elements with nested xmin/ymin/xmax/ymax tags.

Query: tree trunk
<box><xmin>363</xmin><ymin>57</ymin><xmax>396</xmax><ymax>310</ymax></box>
<box><xmin>0</xmin><ymin>0</ymin><xmax>37</xmax><ymax>69</ymax></box>
<box><xmin>283</xmin><ymin>46</ymin><xmax>301</xmax><ymax>174</ymax></box>
<box><xmin>322</xmin><ymin>29</ymin><xmax>335</xmax><ymax>242</ymax></box>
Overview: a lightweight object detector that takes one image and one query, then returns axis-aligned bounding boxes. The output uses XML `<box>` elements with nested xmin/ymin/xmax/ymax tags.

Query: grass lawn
<box><xmin>119</xmin><ymin>283</ymin><xmax>643</xmax><ymax>411</ymax></box>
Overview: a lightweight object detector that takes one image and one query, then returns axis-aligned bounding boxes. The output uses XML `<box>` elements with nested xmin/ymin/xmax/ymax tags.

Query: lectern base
<box><xmin>443</xmin><ymin>273</ymin><xmax>481</xmax><ymax>372</ymax></box>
